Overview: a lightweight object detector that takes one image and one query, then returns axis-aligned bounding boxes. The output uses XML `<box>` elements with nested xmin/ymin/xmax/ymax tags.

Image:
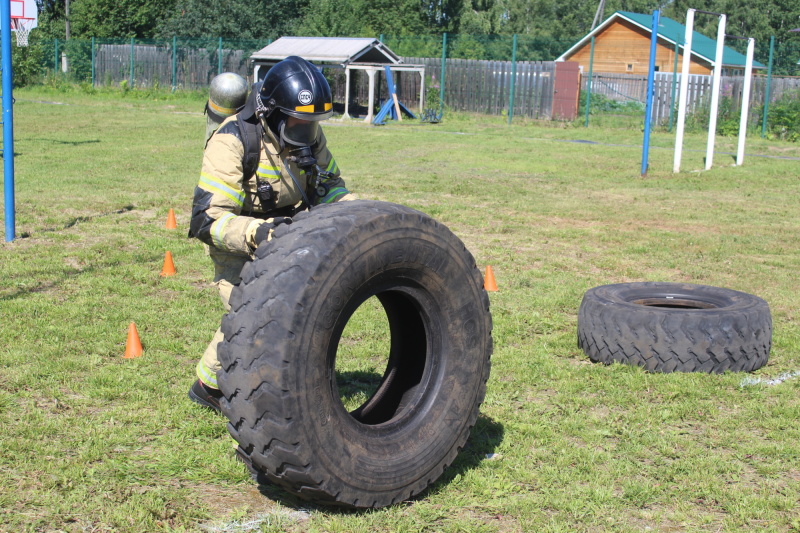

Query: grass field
<box><xmin>2</xmin><ymin>86</ymin><xmax>800</xmax><ymax>532</ymax></box>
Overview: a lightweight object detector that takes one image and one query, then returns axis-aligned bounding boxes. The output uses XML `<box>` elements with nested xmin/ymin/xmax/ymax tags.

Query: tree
<box><xmin>156</xmin><ymin>0</ymin><xmax>306</xmax><ymax>40</ymax></box>
<box><xmin>298</xmin><ymin>0</ymin><xmax>429</xmax><ymax>37</ymax></box>
<box><xmin>36</xmin><ymin>0</ymin><xmax>178</xmax><ymax>39</ymax></box>
<box><xmin>297</xmin><ymin>0</ymin><xmax>370</xmax><ymax>36</ymax></box>
<box><xmin>71</xmin><ymin>0</ymin><xmax>176</xmax><ymax>38</ymax></box>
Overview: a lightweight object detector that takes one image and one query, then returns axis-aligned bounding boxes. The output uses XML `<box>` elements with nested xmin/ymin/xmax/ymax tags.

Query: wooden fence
<box><xmin>94</xmin><ymin>43</ymin><xmax>254</xmax><ymax>89</ymax></box>
<box><xmin>92</xmin><ymin>42</ymin><xmax>799</xmax><ymax>125</ymax></box>
<box><xmin>401</xmin><ymin>57</ymin><xmax>556</xmax><ymax>119</ymax></box>
<box><xmin>584</xmin><ymin>72</ymin><xmax>800</xmax><ymax>125</ymax></box>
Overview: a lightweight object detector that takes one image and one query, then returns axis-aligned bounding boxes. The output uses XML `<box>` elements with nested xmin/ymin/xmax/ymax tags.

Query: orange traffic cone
<box><xmin>484</xmin><ymin>266</ymin><xmax>498</xmax><ymax>292</ymax></box>
<box><xmin>160</xmin><ymin>251</ymin><xmax>176</xmax><ymax>277</ymax></box>
<box><xmin>124</xmin><ymin>322</ymin><xmax>143</xmax><ymax>358</ymax></box>
<box><xmin>166</xmin><ymin>208</ymin><xmax>178</xmax><ymax>229</ymax></box>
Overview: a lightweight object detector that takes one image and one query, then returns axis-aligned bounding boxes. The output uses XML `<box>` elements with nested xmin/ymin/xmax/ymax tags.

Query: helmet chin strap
<box><xmin>259</xmin><ymin>115</ymin><xmax>283</xmax><ymax>155</ymax></box>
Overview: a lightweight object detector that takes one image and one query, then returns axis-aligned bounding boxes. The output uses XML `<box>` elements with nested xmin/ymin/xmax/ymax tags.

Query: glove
<box><xmin>254</xmin><ymin>216</ymin><xmax>293</xmax><ymax>244</ymax></box>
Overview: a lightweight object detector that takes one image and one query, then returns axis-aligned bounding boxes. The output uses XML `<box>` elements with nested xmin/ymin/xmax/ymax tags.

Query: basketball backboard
<box><xmin>4</xmin><ymin>0</ymin><xmax>38</xmax><ymax>30</ymax></box>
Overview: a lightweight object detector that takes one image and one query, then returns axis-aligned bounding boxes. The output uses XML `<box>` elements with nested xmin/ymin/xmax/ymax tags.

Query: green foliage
<box><xmin>37</xmin><ymin>0</ymin><xmax>176</xmax><ymax>39</ymax></box>
<box><xmin>297</xmin><ymin>0</ymin><xmax>370</xmax><ymax>37</ymax></box>
<box><xmin>425</xmin><ymin>75</ymin><xmax>443</xmax><ymax>109</ymax></box>
<box><xmin>10</xmin><ymin>35</ymin><xmax>46</xmax><ymax>87</ymax></box>
<box><xmin>760</xmin><ymin>90</ymin><xmax>800</xmax><ymax>142</ymax></box>
<box><xmin>683</xmin><ymin>94</ymin><xmax>752</xmax><ymax>138</ymax></box>
<box><xmin>156</xmin><ymin>0</ymin><xmax>303</xmax><ymax>40</ymax></box>
<box><xmin>662</xmin><ymin>0</ymin><xmax>800</xmax><ymax>72</ymax></box>
<box><xmin>299</xmin><ymin>0</ymin><xmax>430</xmax><ymax>37</ymax></box>
<box><xmin>382</xmin><ymin>34</ymin><xmax>444</xmax><ymax>58</ymax></box>
<box><xmin>579</xmin><ymin>91</ymin><xmax>645</xmax><ymax>115</ymax></box>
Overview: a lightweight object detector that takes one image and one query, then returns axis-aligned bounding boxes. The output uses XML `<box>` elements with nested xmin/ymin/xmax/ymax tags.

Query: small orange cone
<box><xmin>124</xmin><ymin>322</ymin><xmax>143</xmax><ymax>358</ymax></box>
<box><xmin>484</xmin><ymin>266</ymin><xmax>498</xmax><ymax>292</ymax></box>
<box><xmin>166</xmin><ymin>208</ymin><xmax>178</xmax><ymax>229</ymax></box>
<box><xmin>160</xmin><ymin>251</ymin><xmax>176</xmax><ymax>277</ymax></box>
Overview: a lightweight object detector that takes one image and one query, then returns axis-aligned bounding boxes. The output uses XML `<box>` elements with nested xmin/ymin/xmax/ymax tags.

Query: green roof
<box><xmin>617</xmin><ymin>11</ymin><xmax>765</xmax><ymax>68</ymax></box>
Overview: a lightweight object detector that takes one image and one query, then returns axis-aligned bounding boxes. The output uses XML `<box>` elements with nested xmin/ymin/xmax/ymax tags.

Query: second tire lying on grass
<box><xmin>216</xmin><ymin>200</ymin><xmax>493</xmax><ymax>508</ymax></box>
<box><xmin>577</xmin><ymin>282</ymin><xmax>771</xmax><ymax>373</ymax></box>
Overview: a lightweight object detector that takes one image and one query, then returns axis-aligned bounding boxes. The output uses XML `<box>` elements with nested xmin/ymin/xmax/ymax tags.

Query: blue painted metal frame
<box><xmin>2</xmin><ymin>0</ymin><xmax>15</xmax><ymax>241</ymax></box>
<box><xmin>372</xmin><ymin>66</ymin><xmax>416</xmax><ymax>125</ymax></box>
<box><xmin>641</xmin><ymin>10</ymin><xmax>659</xmax><ymax>177</ymax></box>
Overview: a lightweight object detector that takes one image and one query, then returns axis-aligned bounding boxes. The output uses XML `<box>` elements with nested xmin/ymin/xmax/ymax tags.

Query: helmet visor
<box><xmin>280</xmin><ymin>117</ymin><xmax>320</xmax><ymax>147</ymax></box>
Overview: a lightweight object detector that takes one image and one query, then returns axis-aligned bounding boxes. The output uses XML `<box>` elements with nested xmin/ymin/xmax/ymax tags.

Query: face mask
<box><xmin>279</xmin><ymin>119</ymin><xmax>319</xmax><ymax>148</ymax></box>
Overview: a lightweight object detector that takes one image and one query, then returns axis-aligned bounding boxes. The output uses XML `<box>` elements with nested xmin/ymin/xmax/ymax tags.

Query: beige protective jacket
<box><xmin>189</xmin><ymin>115</ymin><xmax>352</xmax><ymax>255</ymax></box>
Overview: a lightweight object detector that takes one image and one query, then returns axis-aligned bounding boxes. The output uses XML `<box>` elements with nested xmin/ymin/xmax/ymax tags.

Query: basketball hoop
<box><xmin>11</xmin><ymin>18</ymin><xmax>34</xmax><ymax>47</ymax></box>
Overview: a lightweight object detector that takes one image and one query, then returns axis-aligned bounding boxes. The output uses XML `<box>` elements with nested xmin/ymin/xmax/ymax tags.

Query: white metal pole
<box><xmin>673</xmin><ymin>8</ymin><xmax>695</xmax><ymax>173</ymax></box>
<box><xmin>704</xmin><ymin>14</ymin><xmax>726</xmax><ymax>170</ymax></box>
<box><xmin>736</xmin><ymin>38</ymin><xmax>755</xmax><ymax>166</ymax></box>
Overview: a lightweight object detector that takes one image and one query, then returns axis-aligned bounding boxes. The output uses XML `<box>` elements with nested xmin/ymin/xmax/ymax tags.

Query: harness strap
<box><xmin>236</xmin><ymin>114</ymin><xmax>262</xmax><ymax>181</ymax></box>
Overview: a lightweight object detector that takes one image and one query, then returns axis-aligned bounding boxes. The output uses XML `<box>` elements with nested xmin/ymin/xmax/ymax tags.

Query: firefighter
<box><xmin>188</xmin><ymin>56</ymin><xmax>356</xmax><ymax>412</ymax></box>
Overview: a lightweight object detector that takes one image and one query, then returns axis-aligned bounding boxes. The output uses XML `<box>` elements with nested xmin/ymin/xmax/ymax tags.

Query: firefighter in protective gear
<box><xmin>188</xmin><ymin>56</ymin><xmax>356</xmax><ymax>411</ymax></box>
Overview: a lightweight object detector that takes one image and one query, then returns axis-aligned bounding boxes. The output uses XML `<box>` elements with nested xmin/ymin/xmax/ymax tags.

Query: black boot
<box><xmin>188</xmin><ymin>379</ymin><xmax>223</xmax><ymax>413</ymax></box>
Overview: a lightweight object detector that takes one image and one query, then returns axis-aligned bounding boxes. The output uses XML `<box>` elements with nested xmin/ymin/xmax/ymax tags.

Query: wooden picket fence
<box><xmin>92</xmin><ymin>41</ymin><xmax>800</xmax><ymax>125</ymax></box>
<box><xmin>94</xmin><ymin>43</ymin><xmax>253</xmax><ymax>89</ymax></box>
<box><xmin>584</xmin><ymin>72</ymin><xmax>800</xmax><ymax>125</ymax></box>
<box><xmin>400</xmin><ymin>57</ymin><xmax>556</xmax><ymax>119</ymax></box>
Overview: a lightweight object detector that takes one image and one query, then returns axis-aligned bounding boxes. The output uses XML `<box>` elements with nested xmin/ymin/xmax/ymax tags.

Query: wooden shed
<box><xmin>557</xmin><ymin>11</ymin><xmax>765</xmax><ymax>76</ymax></box>
<box><xmin>251</xmin><ymin>37</ymin><xmax>425</xmax><ymax>122</ymax></box>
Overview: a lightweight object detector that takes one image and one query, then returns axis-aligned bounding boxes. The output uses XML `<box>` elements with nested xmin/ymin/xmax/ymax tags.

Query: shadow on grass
<box><xmin>25</xmin><ymin>138</ymin><xmax>102</xmax><ymax>146</ymax></box>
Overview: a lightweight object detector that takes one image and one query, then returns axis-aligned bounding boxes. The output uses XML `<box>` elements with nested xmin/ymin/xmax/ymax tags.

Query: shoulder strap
<box><xmin>236</xmin><ymin>114</ymin><xmax>261</xmax><ymax>180</ymax></box>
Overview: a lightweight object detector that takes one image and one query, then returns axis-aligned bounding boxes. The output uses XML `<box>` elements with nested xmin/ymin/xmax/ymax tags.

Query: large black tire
<box><xmin>217</xmin><ymin>200</ymin><xmax>493</xmax><ymax>508</ymax></box>
<box><xmin>577</xmin><ymin>282</ymin><xmax>771</xmax><ymax>373</ymax></box>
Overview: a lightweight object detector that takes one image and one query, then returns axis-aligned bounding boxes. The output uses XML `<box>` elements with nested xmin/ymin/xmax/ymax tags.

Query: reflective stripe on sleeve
<box><xmin>326</xmin><ymin>159</ymin><xmax>338</xmax><ymax>174</ymax></box>
<box><xmin>211</xmin><ymin>212</ymin><xmax>236</xmax><ymax>249</ymax></box>
<box><xmin>198</xmin><ymin>172</ymin><xmax>245</xmax><ymax>207</ymax></box>
<box><xmin>321</xmin><ymin>187</ymin><xmax>348</xmax><ymax>203</ymax></box>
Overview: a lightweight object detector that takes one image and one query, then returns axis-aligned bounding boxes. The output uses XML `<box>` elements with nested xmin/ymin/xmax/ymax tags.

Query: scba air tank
<box><xmin>205</xmin><ymin>72</ymin><xmax>249</xmax><ymax>144</ymax></box>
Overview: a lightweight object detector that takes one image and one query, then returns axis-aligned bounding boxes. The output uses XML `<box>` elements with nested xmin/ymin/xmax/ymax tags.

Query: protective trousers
<box><xmin>196</xmin><ymin>247</ymin><xmax>249</xmax><ymax>389</ymax></box>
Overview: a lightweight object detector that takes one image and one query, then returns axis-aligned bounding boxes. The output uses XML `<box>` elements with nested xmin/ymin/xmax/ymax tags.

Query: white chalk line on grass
<box><xmin>201</xmin><ymin>508</ymin><xmax>311</xmax><ymax>533</ymax></box>
<box><xmin>740</xmin><ymin>370</ymin><xmax>800</xmax><ymax>388</ymax></box>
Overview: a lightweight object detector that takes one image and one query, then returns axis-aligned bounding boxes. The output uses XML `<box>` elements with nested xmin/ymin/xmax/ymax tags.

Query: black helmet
<box><xmin>258</xmin><ymin>56</ymin><xmax>333</xmax><ymax>147</ymax></box>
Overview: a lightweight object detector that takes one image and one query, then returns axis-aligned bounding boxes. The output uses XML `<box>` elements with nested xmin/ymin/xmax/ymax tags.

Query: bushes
<box><xmin>760</xmin><ymin>90</ymin><xmax>800</xmax><ymax>142</ymax></box>
<box><xmin>10</xmin><ymin>35</ymin><xmax>46</xmax><ymax>87</ymax></box>
<box><xmin>579</xmin><ymin>92</ymin><xmax>645</xmax><ymax>116</ymax></box>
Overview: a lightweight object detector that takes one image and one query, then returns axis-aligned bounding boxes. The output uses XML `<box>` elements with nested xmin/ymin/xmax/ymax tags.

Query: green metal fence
<box><xmin>12</xmin><ymin>32</ymin><xmax>800</xmax><ymax>133</ymax></box>
<box><xmin>40</xmin><ymin>37</ymin><xmax>272</xmax><ymax>89</ymax></box>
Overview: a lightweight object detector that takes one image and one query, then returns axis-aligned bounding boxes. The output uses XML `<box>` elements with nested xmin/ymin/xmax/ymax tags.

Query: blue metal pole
<box><xmin>2</xmin><ymin>0</ymin><xmax>15</xmax><ymax>241</ymax></box>
<box><xmin>641</xmin><ymin>10</ymin><xmax>660</xmax><ymax>176</ymax></box>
